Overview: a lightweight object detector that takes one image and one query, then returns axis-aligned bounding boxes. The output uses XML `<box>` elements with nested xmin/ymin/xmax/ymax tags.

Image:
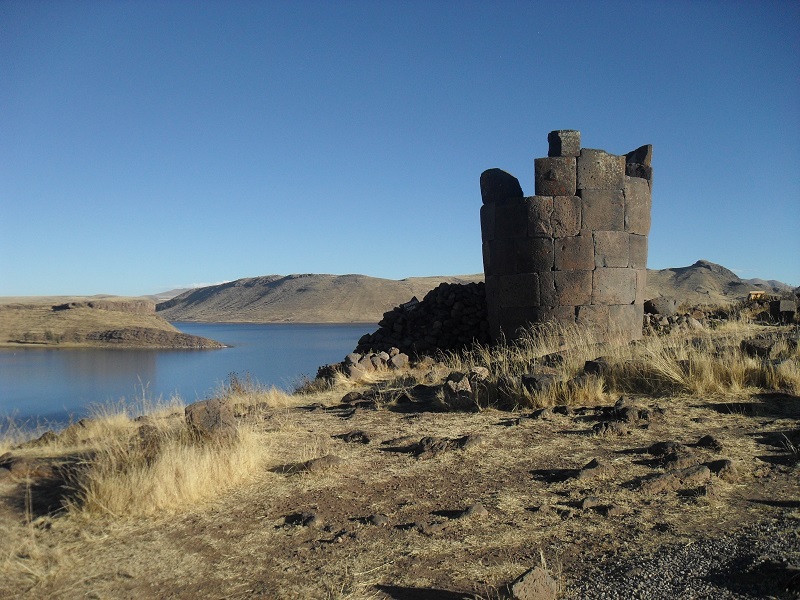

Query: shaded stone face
<box><xmin>480</xmin><ymin>130</ymin><xmax>651</xmax><ymax>344</ymax></box>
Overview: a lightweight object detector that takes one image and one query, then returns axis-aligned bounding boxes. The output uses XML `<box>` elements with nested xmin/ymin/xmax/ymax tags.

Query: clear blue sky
<box><xmin>2</xmin><ymin>0</ymin><xmax>798</xmax><ymax>296</ymax></box>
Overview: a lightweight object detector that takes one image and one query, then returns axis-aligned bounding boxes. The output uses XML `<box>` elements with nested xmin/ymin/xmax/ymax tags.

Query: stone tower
<box><xmin>480</xmin><ymin>130</ymin><xmax>652</xmax><ymax>343</ymax></box>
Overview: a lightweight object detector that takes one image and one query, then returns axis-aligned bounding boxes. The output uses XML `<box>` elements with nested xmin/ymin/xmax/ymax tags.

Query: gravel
<box><xmin>562</xmin><ymin>517</ymin><xmax>800</xmax><ymax>599</ymax></box>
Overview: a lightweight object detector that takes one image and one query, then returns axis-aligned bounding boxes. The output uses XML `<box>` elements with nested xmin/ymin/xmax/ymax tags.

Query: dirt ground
<box><xmin>1</xmin><ymin>382</ymin><xmax>798</xmax><ymax>599</ymax></box>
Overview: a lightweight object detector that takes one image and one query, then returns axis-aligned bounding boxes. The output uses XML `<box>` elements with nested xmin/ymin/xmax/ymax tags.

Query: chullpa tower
<box><xmin>479</xmin><ymin>130</ymin><xmax>653</xmax><ymax>343</ymax></box>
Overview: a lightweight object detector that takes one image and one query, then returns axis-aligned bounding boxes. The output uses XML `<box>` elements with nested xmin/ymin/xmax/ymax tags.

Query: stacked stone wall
<box><xmin>355</xmin><ymin>282</ymin><xmax>489</xmax><ymax>356</ymax></box>
<box><xmin>481</xmin><ymin>130</ymin><xmax>652</xmax><ymax>342</ymax></box>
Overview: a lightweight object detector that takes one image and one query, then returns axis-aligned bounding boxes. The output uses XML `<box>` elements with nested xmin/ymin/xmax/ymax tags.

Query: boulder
<box><xmin>509</xmin><ymin>565</ymin><xmax>559</xmax><ymax>600</ymax></box>
<box><xmin>644</xmin><ymin>297</ymin><xmax>678</xmax><ymax>316</ymax></box>
<box><xmin>185</xmin><ymin>398</ymin><xmax>236</xmax><ymax>440</ymax></box>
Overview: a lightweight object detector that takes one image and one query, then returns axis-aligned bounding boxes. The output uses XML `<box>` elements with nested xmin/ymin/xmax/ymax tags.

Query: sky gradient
<box><xmin>2</xmin><ymin>0</ymin><xmax>799</xmax><ymax>296</ymax></box>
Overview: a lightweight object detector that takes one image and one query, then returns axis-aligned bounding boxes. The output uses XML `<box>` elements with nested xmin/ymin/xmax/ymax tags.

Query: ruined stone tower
<box><xmin>480</xmin><ymin>130</ymin><xmax>652</xmax><ymax>343</ymax></box>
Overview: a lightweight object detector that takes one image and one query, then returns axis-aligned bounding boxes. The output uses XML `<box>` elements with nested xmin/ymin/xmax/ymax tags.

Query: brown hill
<box><xmin>156</xmin><ymin>274</ymin><xmax>483</xmax><ymax>323</ymax></box>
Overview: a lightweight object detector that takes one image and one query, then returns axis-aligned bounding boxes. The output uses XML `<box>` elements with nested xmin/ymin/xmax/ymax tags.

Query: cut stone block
<box><xmin>625</xmin><ymin>144</ymin><xmax>653</xmax><ymax>167</ymax></box>
<box><xmin>609</xmin><ymin>304</ymin><xmax>643</xmax><ymax>340</ymax></box>
<box><xmin>494</xmin><ymin>200</ymin><xmax>528</xmax><ymax>238</ymax></box>
<box><xmin>483</xmin><ymin>239</ymin><xmax>513</xmax><ymax>275</ymax></box>
<box><xmin>624</xmin><ymin>176</ymin><xmax>652</xmax><ymax>235</ymax></box>
<box><xmin>514</xmin><ymin>237</ymin><xmax>555</xmax><ymax>272</ymax></box>
<box><xmin>480</xmin><ymin>204</ymin><xmax>495</xmax><ymax>241</ymax></box>
<box><xmin>626</xmin><ymin>163</ymin><xmax>653</xmax><ymax>182</ymax></box>
<box><xmin>480</xmin><ymin>168</ymin><xmax>524</xmax><ymax>204</ymax></box>
<box><xmin>498</xmin><ymin>273</ymin><xmax>540</xmax><ymax>308</ymax></box>
<box><xmin>539</xmin><ymin>305</ymin><xmax>577</xmax><ymax>324</ymax></box>
<box><xmin>555</xmin><ymin>234</ymin><xmax>594</xmax><ymax>271</ymax></box>
<box><xmin>594</xmin><ymin>230</ymin><xmax>630</xmax><ymax>268</ymax></box>
<box><xmin>497</xmin><ymin>307</ymin><xmax>538</xmax><ymax>339</ymax></box>
<box><xmin>629</xmin><ymin>234</ymin><xmax>648</xmax><ymax>269</ymax></box>
<box><xmin>593</xmin><ymin>268</ymin><xmax>636</xmax><ymax>305</ymax></box>
<box><xmin>576</xmin><ymin>304</ymin><xmax>609</xmax><ymax>333</ymax></box>
<box><xmin>577</xmin><ymin>149</ymin><xmax>625</xmax><ymax>190</ymax></box>
<box><xmin>555</xmin><ymin>270</ymin><xmax>593</xmax><ymax>306</ymax></box>
<box><xmin>538</xmin><ymin>271</ymin><xmax>557</xmax><ymax>306</ymax></box>
<box><xmin>524</xmin><ymin>196</ymin><xmax>554</xmax><ymax>238</ymax></box>
<box><xmin>534</xmin><ymin>157</ymin><xmax>577</xmax><ymax>196</ymax></box>
<box><xmin>580</xmin><ymin>189</ymin><xmax>625</xmax><ymax>231</ymax></box>
<box><xmin>551</xmin><ymin>195</ymin><xmax>582</xmax><ymax>237</ymax></box>
<box><xmin>635</xmin><ymin>269</ymin><xmax>647</xmax><ymax>304</ymax></box>
<box><xmin>548</xmin><ymin>130</ymin><xmax>581</xmax><ymax>157</ymax></box>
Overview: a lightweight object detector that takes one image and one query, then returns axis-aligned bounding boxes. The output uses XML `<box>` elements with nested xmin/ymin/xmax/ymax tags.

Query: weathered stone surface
<box><xmin>480</xmin><ymin>168</ymin><xmax>524</xmax><ymax>204</ymax></box>
<box><xmin>593</xmin><ymin>230</ymin><xmax>630</xmax><ymax>268</ymax></box>
<box><xmin>389</xmin><ymin>353</ymin><xmax>409</xmax><ymax>369</ymax></box>
<box><xmin>576</xmin><ymin>304</ymin><xmax>609</xmax><ymax>333</ymax></box>
<box><xmin>524</xmin><ymin>196</ymin><xmax>554</xmax><ymax>238</ymax></box>
<box><xmin>551</xmin><ymin>195</ymin><xmax>582</xmax><ymax>237</ymax></box>
<box><xmin>580</xmin><ymin>189</ymin><xmax>625</xmax><ymax>231</ymax></box>
<box><xmin>770</xmin><ymin>299</ymin><xmax>797</xmax><ymax>323</ymax></box>
<box><xmin>609</xmin><ymin>304</ymin><xmax>643</xmax><ymax>339</ymax></box>
<box><xmin>576</xmin><ymin>149</ymin><xmax>625</xmax><ymax>190</ymax></box>
<box><xmin>494</xmin><ymin>200</ymin><xmax>528</xmax><ymax>238</ymax></box>
<box><xmin>480</xmin><ymin>203</ymin><xmax>495</xmax><ymax>241</ymax></box>
<box><xmin>496</xmin><ymin>307</ymin><xmax>539</xmax><ymax>339</ymax></box>
<box><xmin>644</xmin><ymin>297</ymin><xmax>677</xmax><ymax>316</ymax></box>
<box><xmin>624</xmin><ymin>176</ymin><xmax>652</xmax><ymax>235</ymax></box>
<box><xmin>534</xmin><ymin>157</ymin><xmax>577</xmax><ymax>196</ymax></box>
<box><xmin>510</xmin><ymin>565</ymin><xmax>559</xmax><ymax>600</ymax></box>
<box><xmin>301</xmin><ymin>454</ymin><xmax>344</xmax><ymax>473</ymax></box>
<box><xmin>554</xmin><ymin>234</ymin><xmax>594</xmax><ymax>271</ymax></box>
<box><xmin>593</xmin><ymin>268</ymin><xmax>636</xmax><ymax>305</ymax></box>
<box><xmin>538</xmin><ymin>271</ymin><xmax>557</xmax><ymax>306</ymax></box>
<box><xmin>514</xmin><ymin>237</ymin><xmax>555</xmax><ymax>272</ymax></box>
<box><xmin>548</xmin><ymin>129</ymin><xmax>581</xmax><ymax>158</ymax></box>
<box><xmin>629</xmin><ymin>234</ymin><xmax>648</xmax><ymax>269</ymax></box>
<box><xmin>538</xmin><ymin>305</ymin><xmax>576</xmax><ymax>323</ymax></box>
<box><xmin>555</xmin><ymin>270</ymin><xmax>593</xmax><ymax>306</ymax></box>
<box><xmin>498</xmin><ymin>273</ymin><xmax>540</xmax><ymax>308</ymax></box>
<box><xmin>635</xmin><ymin>269</ymin><xmax>647</xmax><ymax>304</ymax></box>
<box><xmin>185</xmin><ymin>398</ymin><xmax>236</xmax><ymax>439</ymax></box>
<box><xmin>625</xmin><ymin>144</ymin><xmax>653</xmax><ymax>167</ymax></box>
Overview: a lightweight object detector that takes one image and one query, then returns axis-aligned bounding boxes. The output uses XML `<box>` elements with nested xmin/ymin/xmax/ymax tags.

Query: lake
<box><xmin>0</xmin><ymin>322</ymin><xmax>373</xmax><ymax>427</ymax></box>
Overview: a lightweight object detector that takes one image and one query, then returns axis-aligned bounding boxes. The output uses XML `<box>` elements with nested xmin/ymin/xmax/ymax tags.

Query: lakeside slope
<box><xmin>0</xmin><ymin>297</ymin><xmax>223</xmax><ymax>349</ymax></box>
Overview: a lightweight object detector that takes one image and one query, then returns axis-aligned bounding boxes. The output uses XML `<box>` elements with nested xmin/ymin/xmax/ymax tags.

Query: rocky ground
<box><xmin>1</xmin><ymin>375</ymin><xmax>798</xmax><ymax>598</ymax></box>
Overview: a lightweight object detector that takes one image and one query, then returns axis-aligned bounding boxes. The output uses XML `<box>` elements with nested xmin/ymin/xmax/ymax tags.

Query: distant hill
<box><xmin>156</xmin><ymin>274</ymin><xmax>483</xmax><ymax>323</ymax></box>
<box><xmin>155</xmin><ymin>261</ymin><xmax>794</xmax><ymax>324</ymax></box>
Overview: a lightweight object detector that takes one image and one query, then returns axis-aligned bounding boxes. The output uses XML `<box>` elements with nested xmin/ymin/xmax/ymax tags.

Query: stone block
<box><xmin>629</xmin><ymin>234</ymin><xmax>648</xmax><ymax>269</ymax></box>
<box><xmin>538</xmin><ymin>271</ymin><xmax>557</xmax><ymax>306</ymax></box>
<box><xmin>524</xmin><ymin>196</ymin><xmax>554</xmax><ymax>238</ymax></box>
<box><xmin>580</xmin><ymin>189</ymin><xmax>625</xmax><ymax>231</ymax></box>
<box><xmin>625</xmin><ymin>144</ymin><xmax>653</xmax><ymax>167</ymax></box>
<box><xmin>551</xmin><ymin>195</ymin><xmax>582</xmax><ymax>237</ymax></box>
<box><xmin>577</xmin><ymin>149</ymin><xmax>625</xmax><ymax>190</ymax></box>
<box><xmin>609</xmin><ymin>304</ymin><xmax>643</xmax><ymax>340</ymax></box>
<box><xmin>480</xmin><ymin>168</ymin><xmax>524</xmax><ymax>204</ymax></box>
<box><xmin>484</xmin><ymin>274</ymin><xmax>499</xmax><ymax>307</ymax></box>
<box><xmin>483</xmin><ymin>239</ymin><xmax>514</xmax><ymax>275</ymax></box>
<box><xmin>626</xmin><ymin>163</ymin><xmax>653</xmax><ymax>182</ymax></box>
<box><xmin>480</xmin><ymin>204</ymin><xmax>495</xmax><ymax>242</ymax></box>
<box><xmin>576</xmin><ymin>304</ymin><xmax>609</xmax><ymax>333</ymax></box>
<box><xmin>624</xmin><ymin>176</ymin><xmax>651</xmax><ymax>235</ymax></box>
<box><xmin>498</xmin><ymin>273</ymin><xmax>540</xmax><ymax>308</ymax></box>
<box><xmin>548</xmin><ymin>130</ymin><xmax>581</xmax><ymax>157</ymax></box>
<box><xmin>494</xmin><ymin>199</ymin><xmax>528</xmax><ymax>238</ymax></box>
<box><xmin>514</xmin><ymin>237</ymin><xmax>554</xmax><ymax>272</ymax></box>
<box><xmin>593</xmin><ymin>230</ymin><xmax>630</xmax><ymax>268</ymax></box>
<box><xmin>497</xmin><ymin>307</ymin><xmax>538</xmax><ymax>339</ymax></box>
<box><xmin>538</xmin><ymin>305</ymin><xmax>576</xmax><ymax>324</ymax></box>
<box><xmin>593</xmin><ymin>268</ymin><xmax>636</xmax><ymax>305</ymax></box>
<box><xmin>635</xmin><ymin>269</ymin><xmax>647</xmax><ymax>304</ymax></box>
<box><xmin>534</xmin><ymin>157</ymin><xmax>576</xmax><ymax>196</ymax></box>
<box><xmin>555</xmin><ymin>270</ymin><xmax>593</xmax><ymax>306</ymax></box>
<box><xmin>554</xmin><ymin>234</ymin><xmax>594</xmax><ymax>271</ymax></box>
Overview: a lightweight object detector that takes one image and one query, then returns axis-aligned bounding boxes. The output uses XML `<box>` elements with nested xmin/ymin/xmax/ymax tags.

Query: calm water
<box><xmin>0</xmin><ymin>322</ymin><xmax>372</xmax><ymax>426</ymax></box>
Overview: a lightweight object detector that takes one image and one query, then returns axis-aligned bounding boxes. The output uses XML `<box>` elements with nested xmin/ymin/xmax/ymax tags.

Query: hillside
<box><xmin>156</xmin><ymin>274</ymin><xmax>484</xmax><ymax>323</ymax></box>
<box><xmin>155</xmin><ymin>262</ymin><xmax>794</xmax><ymax>323</ymax></box>
<box><xmin>0</xmin><ymin>296</ymin><xmax>223</xmax><ymax>348</ymax></box>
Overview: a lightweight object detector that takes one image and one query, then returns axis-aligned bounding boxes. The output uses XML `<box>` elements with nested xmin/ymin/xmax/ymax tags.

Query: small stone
<box><xmin>695</xmin><ymin>434</ymin><xmax>723</xmax><ymax>452</ymax></box>
<box><xmin>510</xmin><ymin>565</ymin><xmax>559</xmax><ymax>600</ymax></box>
<box><xmin>577</xmin><ymin>458</ymin><xmax>614</xmax><ymax>479</ymax></box>
<box><xmin>461</xmin><ymin>503</ymin><xmax>489</xmax><ymax>519</ymax></box>
<box><xmin>707</xmin><ymin>459</ymin><xmax>740</xmax><ymax>482</ymax></box>
<box><xmin>580</xmin><ymin>496</ymin><xmax>603</xmax><ymax>510</ymax></box>
<box><xmin>301</xmin><ymin>455</ymin><xmax>344</xmax><ymax>473</ymax></box>
<box><xmin>368</xmin><ymin>514</ymin><xmax>390</xmax><ymax>527</ymax></box>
